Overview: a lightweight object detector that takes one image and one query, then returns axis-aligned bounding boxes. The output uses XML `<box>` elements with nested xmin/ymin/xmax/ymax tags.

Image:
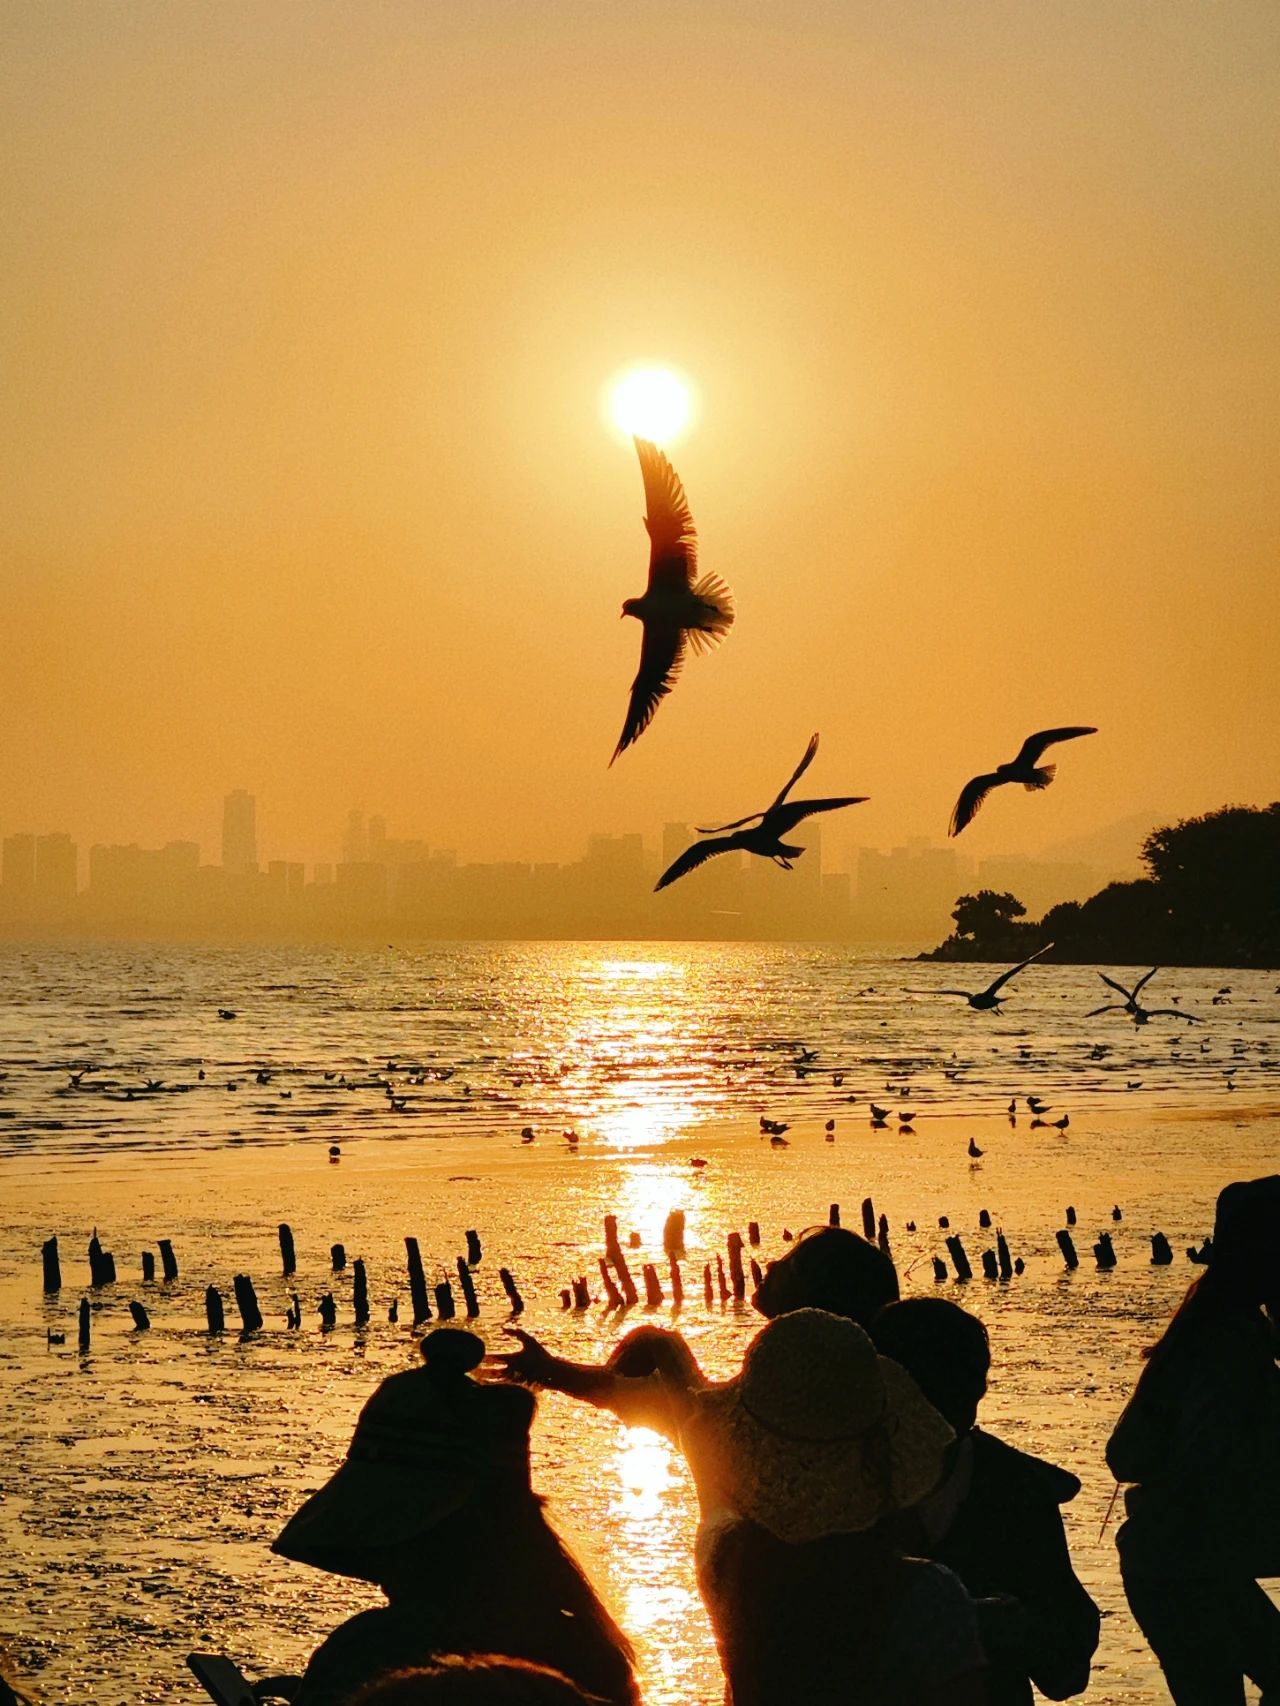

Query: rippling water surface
<box><xmin>1</xmin><ymin>942</ymin><xmax>1277</xmax><ymax>1704</ymax></box>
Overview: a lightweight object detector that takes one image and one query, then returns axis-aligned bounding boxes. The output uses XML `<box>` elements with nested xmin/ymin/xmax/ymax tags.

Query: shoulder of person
<box><xmin>969</xmin><ymin>1427</ymin><xmax>1081</xmax><ymax>1506</ymax></box>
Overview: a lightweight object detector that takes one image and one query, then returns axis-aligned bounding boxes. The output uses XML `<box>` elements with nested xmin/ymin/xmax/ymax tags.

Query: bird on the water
<box><xmin>611</xmin><ymin>437</ymin><xmax>735</xmax><ymax>764</ymax></box>
<box><xmin>948</xmin><ymin>727</ymin><xmax>1097</xmax><ymax>836</ymax></box>
<box><xmin>926</xmin><ymin>943</ymin><xmax>1055</xmax><ymax>1012</ymax></box>
<box><xmin>655</xmin><ymin>733</ymin><xmax>867</xmax><ymax>890</ymax></box>
<box><xmin>967</xmin><ymin>1137</ymin><xmax>984</xmax><ymax>1158</ymax></box>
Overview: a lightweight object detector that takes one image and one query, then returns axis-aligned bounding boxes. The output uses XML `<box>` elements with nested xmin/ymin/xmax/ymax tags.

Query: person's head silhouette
<box><xmin>752</xmin><ymin>1225</ymin><xmax>899</xmax><ymax>1327</ymax></box>
<box><xmin>870</xmin><ymin>1298</ymin><xmax>991</xmax><ymax>1437</ymax></box>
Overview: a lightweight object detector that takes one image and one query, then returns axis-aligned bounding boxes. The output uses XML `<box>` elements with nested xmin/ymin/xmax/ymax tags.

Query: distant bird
<box><xmin>1087</xmin><ymin>967</ymin><xmax>1159</xmax><ymax>1018</ymax></box>
<box><xmin>565</xmin><ymin>1130</ymin><xmax>579</xmax><ymax>1147</ymax></box>
<box><xmin>520</xmin><ymin>1126</ymin><xmax>535</xmax><ymax>1143</ymax></box>
<box><xmin>824</xmin><ymin>1118</ymin><xmax>836</xmax><ymax>1133</ymax></box>
<box><xmin>796</xmin><ymin>1046</ymin><xmax>819</xmax><ymax>1064</ymax></box>
<box><xmin>1112</xmin><ymin>1205</ymin><xmax>1123</xmax><ymax>1221</ymax></box>
<box><xmin>611</xmin><ymin>437</ymin><xmax>735</xmax><ymax>763</ymax></box>
<box><xmin>898</xmin><ymin>1111</ymin><xmax>917</xmax><ymax>1124</ymax></box>
<box><xmin>948</xmin><ymin>727</ymin><xmax>1097</xmax><ymax>837</ymax></box>
<box><xmin>928</xmin><ymin>944</ymin><xmax>1055</xmax><ymax>1012</ymax></box>
<box><xmin>1027</xmin><ymin>1096</ymin><xmax>1051</xmax><ymax>1114</ymax></box>
<box><xmin>832</xmin><ymin>1073</ymin><xmax>845</xmax><ymax>1087</ymax></box>
<box><xmin>869</xmin><ymin>1103</ymin><xmax>892</xmax><ymax>1123</ymax></box>
<box><xmin>1007</xmin><ymin>1098</ymin><xmax>1017</xmax><ymax>1116</ymax></box>
<box><xmin>1127</xmin><ymin>1080</ymin><xmax>1143</xmax><ymax>1089</ymax></box>
<box><xmin>1051</xmin><ymin>1114</ymin><xmax>1070</xmax><ymax>1131</ymax></box>
<box><xmin>217</xmin><ymin>1008</ymin><xmax>237</xmax><ymax>1020</ymax></box>
<box><xmin>689</xmin><ymin>1156</ymin><xmax>708</xmax><ymax>1168</ymax></box>
<box><xmin>967</xmin><ymin>1137</ymin><xmax>984</xmax><ymax>1158</ymax></box>
<box><xmin>760</xmin><ymin>1118</ymin><xmax>790</xmax><ymax>1137</ymax></box>
<box><xmin>655</xmin><ymin>734</ymin><xmax>867</xmax><ymax>890</ymax></box>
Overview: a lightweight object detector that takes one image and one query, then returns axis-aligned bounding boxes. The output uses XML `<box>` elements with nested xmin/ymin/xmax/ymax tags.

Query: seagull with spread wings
<box><xmin>1086</xmin><ymin>967</ymin><xmax>1160</xmax><ymax>1018</ymax></box>
<box><xmin>925</xmin><ymin>943</ymin><xmax>1055</xmax><ymax>1011</ymax></box>
<box><xmin>655</xmin><ymin>734</ymin><xmax>867</xmax><ymax>891</ymax></box>
<box><xmin>610</xmin><ymin>437</ymin><xmax>734</xmax><ymax>764</ymax></box>
<box><xmin>948</xmin><ymin>727</ymin><xmax>1097</xmax><ymax>836</ymax></box>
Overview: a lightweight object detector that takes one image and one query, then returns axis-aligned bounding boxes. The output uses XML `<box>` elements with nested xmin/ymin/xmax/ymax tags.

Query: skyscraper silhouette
<box><xmin>221</xmin><ymin>790</ymin><xmax>258</xmax><ymax>874</ymax></box>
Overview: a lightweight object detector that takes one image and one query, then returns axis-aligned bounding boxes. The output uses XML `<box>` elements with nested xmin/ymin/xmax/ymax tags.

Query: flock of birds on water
<box><xmin>611</xmin><ymin>436</ymin><xmax>1097</xmax><ymax>889</ymax></box>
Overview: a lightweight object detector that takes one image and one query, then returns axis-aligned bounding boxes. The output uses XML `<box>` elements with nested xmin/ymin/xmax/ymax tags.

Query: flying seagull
<box><xmin>1086</xmin><ymin>968</ymin><xmax>1159</xmax><ymax>1018</ymax></box>
<box><xmin>611</xmin><ymin>437</ymin><xmax>735</xmax><ymax>764</ymax></box>
<box><xmin>655</xmin><ymin>734</ymin><xmax>867</xmax><ymax>891</ymax></box>
<box><xmin>949</xmin><ymin>727</ymin><xmax>1097</xmax><ymax>836</ymax></box>
<box><xmin>927</xmin><ymin>943</ymin><xmax>1055</xmax><ymax>1011</ymax></box>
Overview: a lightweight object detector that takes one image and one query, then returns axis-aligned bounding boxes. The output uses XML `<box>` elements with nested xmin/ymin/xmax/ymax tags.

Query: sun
<box><xmin>607</xmin><ymin>365</ymin><xmax>695</xmax><ymax>446</ymax></box>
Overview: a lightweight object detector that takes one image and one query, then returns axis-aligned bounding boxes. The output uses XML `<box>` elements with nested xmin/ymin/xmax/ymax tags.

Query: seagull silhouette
<box><xmin>655</xmin><ymin>734</ymin><xmax>867</xmax><ymax>890</ymax></box>
<box><xmin>1086</xmin><ymin>967</ymin><xmax>1159</xmax><ymax>1017</ymax></box>
<box><xmin>948</xmin><ymin>727</ymin><xmax>1097</xmax><ymax>836</ymax></box>
<box><xmin>610</xmin><ymin>437</ymin><xmax>735</xmax><ymax>764</ymax></box>
<box><xmin>927</xmin><ymin>944</ymin><xmax>1054</xmax><ymax>1011</ymax></box>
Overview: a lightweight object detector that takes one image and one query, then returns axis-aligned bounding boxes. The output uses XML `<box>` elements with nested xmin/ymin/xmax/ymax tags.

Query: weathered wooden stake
<box><xmin>931</xmin><ymin>1256</ymin><xmax>948</xmax><ymax>1282</ymax></box>
<box><xmin>465</xmin><ymin>1230</ymin><xmax>482</xmax><ymax>1267</ymax></box>
<box><xmin>141</xmin><ymin>1251</ymin><xmax>155</xmax><ymax>1283</ymax></box>
<box><xmin>286</xmin><ymin>1293</ymin><xmax>301</xmax><ymax>1329</ymax></box>
<box><xmin>749</xmin><ymin>1258</ymin><xmax>764</xmax><ymax>1290</ymax></box>
<box><xmin>278</xmin><ymin>1224</ymin><xmax>296</xmax><ymax>1276</ymax></box>
<box><xmin>829</xmin><ymin>1203</ymin><xmax>840</xmax><ymax>1227</ymax></box>
<box><xmin>405</xmin><ymin>1238</ymin><xmax>431</xmax><ymax>1325</ymax></box>
<box><xmin>78</xmin><ymin>1297</ymin><xmax>91</xmax><ymax>1353</ymax></box>
<box><xmin>434</xmin><ymin>1279</ymin><xmax>457</xmax><ymax>1319</ymax></box>
<box><xmin>233</xmin><ymin>1274</ymin><xmax>263</xmax><ymax>1333</ymax></box>
<box><xmin>499</xmin><ymin>1267</ymin><xmax>525</xmax><ymax>1315</ymax></box>
<box><xmin>205</xmin><ymin>1286</ymin><xmax>225</xmax><ymax>1333</ymax></box>
<box><xmin>1093</xmin><ymin>1231</ymin><xmax>1117</xmax><ymax>1270</ymax></box>
<box><xmin>642</xmin><ymin>1264</ymin><xmax>663</xmax><ymax>1308</ymax></box>
<box><xmin>559</xmin><ymin>1288</ymin><xmax>572</xmax><ymax>1309</ymax></box>
<box><xmin>159</xmin><ymin>1239</ymin><xmax>178</xmax><ymax>1281</ymax></box>
<box><xmin>88</xmin><ymin>1235</ymin><xmax>113</xmax><ymax>1287</ymax></box>
<box><xmin>129</xmin><ymin>1300</ymin><xmax>150</xmax><ymax>1330</ymax></box>
<box><xmin>945</xmin><ymin>1235</ymin><xmax>972</xmax><ymax>1282</ymax></box>
<box><xmin>611</xmin><ymin>1248</ymin><xmax>639</xmax><ymax>1308</ymax></box>
<box><xmin>669</xmin><ymin>1256</ymin><xmax>684</xmax><ymax>1306</ymax></box>
<box><xmin>331</xmin><ymin>1243</ymin><xmax>347</xmax><ymax>1272</ymax></box>
<box><xmin>981</xmin><ymin>1250</ymin><xmax>999</xmax><ymax>1280</ymax></box>
<box><xmin>747</xmin><ymin>1221</ymin><xmax>761</xmax><ymax>1247</ymax></box>
<box><xmin>455</xmin><ymin>1256</ymin><xmax>479</xmax><ymax>1318</ymax></box>
<box><xmin>1150</xmin><ymin>1231</ymin><xmax>1173</xmax><ymax>1266</ymax></box>
<box><xmin>715</xmin><ymin>1253</ymin><xmax>729</xmax><ymax>1303</ymax></box>
<box><xmin>861</xmin><ymin>1198</ymin><xmax>875</xmax><ymax>1242</ymax></box>
<box><xmin>42</xmin><ymin>1236</ymin><xmax>61</xmax><ymax>1293</ymax></box>
<box><xmin>727</xmin><ymin>1232</ymin><xmax>746</xmax><ymax>1300</ymax></box>
<box><xmin>1065</xmin><ymin>1206</ymin><xmax>1077</xmax><ymax>1227</ymax></box>
<box><xmin>878</xmin><ymin>1215</ymin><xmax>892</xmax><ymax>1260</ymax></box>
<box><xmin>598</xmin><ymin>1258</ymin><xmax>624</xmax><ymax>1311</ymax></box>
<box><xmin>318</xmin><ymin>1293</ymin><xmax>337</xmax><ymax>1328</ymax></box>
<box><xmin>996</xmin><ymin>1231</ymin><xmax>1013</xmax><ymax>1280</ymax></box>
<box><xmin>663</xmin><ymin>1211</ymin><xmax>686</xmax><ymax>1261</ymax></box>
<box><xmin>703</xmin><ymin>1263</ymin><xmax>714</xmax><ymax>1307</ymax></box>
<box><xmin>1056</xmin><ymin>1229</ymin><xmax>1079</xmax><ymax>1269</ymax></box>
<box><xmin>353</xmin><ymin>1259</ymin><xmax>370</xmax><ymax>1326</ymax></box>
<box><xmin>571</xmin><ymin>1275</ymin><xmax>591</xmax><ymax>1310</ymax></box>
<box><xmin>978</xmin><ymin>1208</ymin><xmax>992</xmax><ymax>1229</ymax></box>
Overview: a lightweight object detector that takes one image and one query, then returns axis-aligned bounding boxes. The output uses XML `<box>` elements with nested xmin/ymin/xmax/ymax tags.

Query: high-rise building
<box><xmin>221</xmin><ymin>790</ymin><xmax>257</xmax><ymax>874</ymax></box>
<box><xmin>34</xmin><ymin>833</ymin><xmax>77</xmax><ymax>900</ymax></box>
<box><xmin>342</xmin><ymin>810</ymin><xmax>367</xmax><ymax>865</ymax></box>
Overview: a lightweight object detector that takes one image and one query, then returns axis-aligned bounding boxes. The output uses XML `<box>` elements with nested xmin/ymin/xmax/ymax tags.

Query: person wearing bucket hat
<box><xmin>274</xmin><ymin>1330</ymin><xmax>638</xmax><ymax>1706</ymax></box>
<box><xmin>1107</xmin><ymin>1175</ymin><xmax>1280</xmax><ymax>1706</ymax></box>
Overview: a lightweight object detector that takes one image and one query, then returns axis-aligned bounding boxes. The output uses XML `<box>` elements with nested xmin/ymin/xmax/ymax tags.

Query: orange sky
<box><xmin>3</xmin><ymin>2</ymin><xmax>1277</xmax><ymax>871</ymax></box>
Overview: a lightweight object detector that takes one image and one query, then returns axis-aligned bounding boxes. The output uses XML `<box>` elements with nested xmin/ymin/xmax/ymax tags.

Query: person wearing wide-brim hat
<box><xmin>504</xmin><ymin>1309</ymin><xmax>986</xmax><ymax>1705</ymax></box>
<box><xmin>1107</xmin><ymin>1175</ymin><xmax>1280</xmax><ymax>1705</ymax></box>
<box><xmin>274</xmin><ymin>1330</ymin><xmax>638</xmax><ymax>1706</ymax></box>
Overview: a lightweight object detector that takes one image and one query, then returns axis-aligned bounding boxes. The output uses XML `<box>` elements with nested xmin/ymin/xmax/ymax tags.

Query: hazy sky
<box><xmin>3</xmin><ymin>2</ymin><xmax>1277</xmax><ymax>870</ymax></box>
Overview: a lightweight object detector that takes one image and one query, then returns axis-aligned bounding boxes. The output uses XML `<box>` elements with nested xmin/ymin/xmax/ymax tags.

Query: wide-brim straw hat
<box><xmin>273</xmin><ymin>1329</ymin><xmax>536</xmax><ymax>1580</ymax></box>
<box><xmin>681</xmin><ymin>1308</ymin><xmax>953</xmax><ymax>1544</ymax></box>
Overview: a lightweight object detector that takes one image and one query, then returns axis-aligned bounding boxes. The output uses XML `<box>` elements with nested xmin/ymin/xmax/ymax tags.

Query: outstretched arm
<box><xmin>492</xmin><ymin>1326</ymin><xmax>706</xmax><ymax>1439</ymax></box>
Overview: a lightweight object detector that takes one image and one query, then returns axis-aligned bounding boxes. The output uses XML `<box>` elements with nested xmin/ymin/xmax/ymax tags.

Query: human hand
<box><xmin>489</xmin><ymin>1327</ymin><xmax>563</xmax><ymax>1388</ymax></box>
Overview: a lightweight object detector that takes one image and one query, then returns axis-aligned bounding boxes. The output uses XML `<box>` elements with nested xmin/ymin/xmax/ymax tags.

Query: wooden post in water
<box><xmin>286</xmin><ymin>1293</ymin><xmax>301</xmax><ymax>1329</ymax></box>
<box><xmin>331</xmin><ymin>1243</ymin><xmax>347</xmax><ymax>1272</ymax></box>
<box><xmin>715</xmin><ymin>1253</ymin><xmax>729</xmax><ymax>1303</ymax></box>
<box><xmin>205</xmin><ymin>1286</ymin><xmax>225</xmax><ymax>1333</ymax></box>
<box><xmin>861</xmin><ymin>1198</ymin><xmax>876</xmax><ymax>1242</ymax></box>
<box><xmin>996</xmin><ymin>1231</ymin><xmax>1013</xmax><ymax>1280</ymax></box>
<box><xmin>703</xmin><ymin>1263</ymin><xmax>714</xmax><ymax>1307</ymax></box>
<box><xmin>88</xmin><ymin>1235</ymin><xmax>112</xmax><ymax>1287</ymax></box>
<box><xmin>499</xmin><ymin>1267</ymin><xmax>525</xmax><ymax>1315</ymax></box>
<box><xmin>141</xmin><ymin>1251</ymin><xmax>155</xmax><ymax>1283</ymax></box>
<box><xmin>278</xmin><ymin>1224</ymin><xmax>296</xmax><ymax>1277</ymax></box>
<box><xmin>405</xmin><ymin>1238</ymin><xmax>431</xmax><ymax>1325</ymax></box>
<box><xmin>981</xmin><ymin>1250</ymin><xmax>999</xmax><ymax>1280</ymax></box>
<box><xmin>945</xmin><ymin>1235</ymin><xmax>972</xmax><ymax>1282</ymax></box>
<box><xmin>878</xmin><ymin>1215</ymin><xmax>892</xmax><ymax>1261</ymax></box>
<box><xmin>159</xmin><ymin>1239</ymin><xmax>178</xmax><ymax>1281</ymax></box>
<box><xmin>829</xmin><ymin>1203</ymin><xmax>840</xmax><ymax>1227</ymax></box>
<box><xmin>669</xmin><ymin>1256</ymin><xmax>684</xmax><ymax>1307</ymax></box>
<box><xmin>42</xmin><ymin>1236</ymin><xmax>61</xmax><ymax>1293</ymax></box>
<box><xmin>747</xmin><ymin>1222</ymin><xmax>761</xmax><ymax>1247</ymax></box>
<box><xmin>233</xmin><ymin>1274</ymin><xmax>263</xmax><ymax>1333</ymax></box>
<box><xmin>465</xmin><ymin>1230</ymin><xmax>482</xmax><ymax>1267</ymax></box>
<box><xmin>663</xmin><ymin>1211</ymin><xmax>686</xmax><ymax>1261</ymax></box>
<box><xmin>318</xmin><ymin>1293</ymin><xmax>337</xmax><ymax>1329</ymax></box>
<box><xmin>559</xmin><ymin>1288</ymin><xmax>572</xmax><ymax>1309</ymax></box>
<box><xmin>1065</xmin><ymin>1206</ymin><xmax>1077</xmax><ymax>1227</ymax></box>
<box><xmin>129</xmin><ymin>1300</ymin><xmax>150</xmax><ymax>1330</ymax></box>
<box><xmin>1150</xmin><ymin>1231</ymin><xmax>1173</xmax><ymax>1266</ymax></box>
<box><xmin>642</xmin><ymin>1264</ymin><xmax>663</xmax><ymax>1308</ymax></box>
<box><xmin>931</xmin><ymin>1257</ymin><xmax>948</xmax><ymax>1283</ymax></box>
<box><xmin>78</xmin><ymin>1297</ymin><xmax>91</xmax><ymax>1353</ymax></box>
<box><xmin>434</xmin><ymin>1279</ymin><xmax>457</xmax><ymax>1319</ymax></box>
<box><xmin>571</xmin><ymin>1276</ymin><xmax>592</xmax><ymax>1310</ymax></box>
<box><xmin>749</xmin><ymin>1258</ymin><xmax>764</xmax><ymax>1290</ymax></box>
<box><xmin>978</xmin><ymin>1208</ymin><xmax>992</xmax><ymax>1229</ymax></box>
<box><xmin>598</xmin><ymin>1258</ymin><xmax>624</xmax><ymax>1311</ymax></box>
<box><xmin>455</xmin><ymin>1256</ymin><xmax>479</xmax><ymax>1318</ymax></box>
<box><xmin>1093</xmin><ymin>1231</ymin><xmax>1117</xmax><ymax>1270</ymax></box>
<box><xmin>1056</xmin><ymin>1229</ymin><xmax>1079</xmax><ymax>1270</ymax></box>
<box><xmin>727</xmin><ymin>1232</ymin><xmax>746</xmax><ymax>1300</ymax></box>
<box><xmin>353</xmin><ymin>1259</ymin><xmax>370</xmax><ymax>1326</ymax></box>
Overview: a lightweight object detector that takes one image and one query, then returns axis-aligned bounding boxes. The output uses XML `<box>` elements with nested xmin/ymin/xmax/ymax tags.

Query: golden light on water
<box><xmin>607</xmin><ymin>366</ymin><xmax>695</xmax><ymax>445</ymax></box>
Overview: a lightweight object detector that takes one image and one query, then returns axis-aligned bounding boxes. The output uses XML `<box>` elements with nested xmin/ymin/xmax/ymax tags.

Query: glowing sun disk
<box><xmin>608</xmin><ymin>366</ymin><xmax>694</xmax><ymax>445</ymax></box>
